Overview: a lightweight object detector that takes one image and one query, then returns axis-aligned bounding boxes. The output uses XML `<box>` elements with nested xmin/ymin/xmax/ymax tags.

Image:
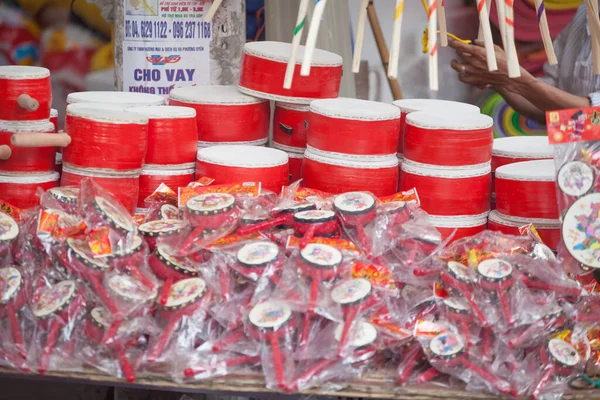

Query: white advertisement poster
<box><xmin>123</xmin><ymin>0</ymin><xmax>212</xmax><ymax>97</ymax></box>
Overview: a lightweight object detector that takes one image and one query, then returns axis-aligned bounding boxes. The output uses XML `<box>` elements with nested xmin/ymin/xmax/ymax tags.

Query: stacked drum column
<box><xmin>272</xmin><ymin>103</ymin><xmax>309</xmax><ymax>182</ymax></box>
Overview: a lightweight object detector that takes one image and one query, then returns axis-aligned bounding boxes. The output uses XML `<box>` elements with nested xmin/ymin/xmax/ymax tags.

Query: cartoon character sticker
<box><xmin>334</xmin><ymin>321</ymin><xmax>377</xmax><ymax>347</ymax></box>
<box><xmin>430</xmin><ymin>332</ymin><xmax>464</xmax><ymax>357</ymax></box>
<box><xmin>558</xmin><ymin>161</ymin><xmax>594</xmax><ymax>197</ymax></box>
<box><xmin>562</xmin><ymin>193</ymin><xmax>600</xmax><ymax>269</ymax></box>
<box><xmin>295</xmin><ymin>210</ymin><xmax>336</xmax><ymax>221</ymax></box>
<box><xmin>32</xmin><ymin>280</ymin><xmax>76</xmax><ymax>318</ymax></box>
<box><xmin>96</xmin><ymin>197</ymin><xmax>134</xmax><ymax>232</ymax></box>
<box><xmin>249</xmin><ymin>300</ymin><xmax>292</xmax><ymax>329</ymax></box>
<box><xmin>187</xmin><ymin>193</ymin><xmax>235</xmax><ymax>213</ymax></box>
<box><xmin>477</xmin><ymin>259</ymin><xmax>513</xmax><ymax>280</ymax></box>
<box><xmin>139</xmin><ymin>219</ymin><xmax>185</xmax><ymax>234</ymax></box>
<box><xmin>237</xmin><ymin>241</ymin><xmax>279</xmax><ymax>266</ymax></box>
<box><xmin>164</xmin><ymin>278</ymin><xmax>206</xmax><ymax>308</ymax></box>
<box><xmin>301</xmin><ymin>243</ymin><xmax>343</xmax><ymax>267</ymax></box>
<box><xmin>160</xmin><ymin>204</ymin><xmax>181</xmax><ymax>220</ymax></box>
<box><xmin>0</xmin><ymin>212</ymin><xmax>18</xmax><ymax>242</ymax></box>
<box><xmin>334</xmin><ymin>192</ymin><xmax>376</xmax><ymax>213</ymax></box>
<box><xmin>548</xmin><ymin>338</ymin><xmax>580</xmax><ymax>367</ymax></box>
<box><xmin>331</xmin><ymin>278</ymin><xmax>372</xmax><ymax>305</ymax></box>
<box><xmin>0</xmin><ymin>267</ymin><xmax>21</xmax><ymax>303</ymax></box>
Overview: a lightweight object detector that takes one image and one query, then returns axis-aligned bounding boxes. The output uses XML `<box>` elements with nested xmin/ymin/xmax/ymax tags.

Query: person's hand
<box><xmin>448</xmin><ymin>39</ymin><xmax>532</xmax><ymax>94</ymax></box>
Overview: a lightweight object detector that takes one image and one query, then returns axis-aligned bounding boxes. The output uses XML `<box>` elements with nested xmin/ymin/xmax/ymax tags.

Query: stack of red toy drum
<box><xmin>489</xmin><ymin>159</ymin><xmax>560</xmax><ymax>249</ymax></box>
<box><xmin>302</xmin><ymin>98</ymin><xmax>400</xmax><ymax>197</ymax></box>
<box><xmin>0</xmin><ymin>66</ymin><xmax>60</xmax><ymax>208</ymax></box>
<box><xmin>60</xmin><ymin>103</ymin><xmax>149</xmax><ymax>213</ymax></box>
<box><xmin>169</xmin><ymin>85</ymin><xmax>269</xmax><ymax>150</ymax></box>
<box><xmin>126</xmin><ymin>106</ymin><xmax>198</xmax><ymax>211</ymax></box>
<box><xmin>399</xmin><ymin>111</ymin><xmax>494</xmax><ymax>242</ymax></box>
<box><xmin>272</xmin><ymin>103</ymin><xmax>309</xmax><ymax>183</ymax></box>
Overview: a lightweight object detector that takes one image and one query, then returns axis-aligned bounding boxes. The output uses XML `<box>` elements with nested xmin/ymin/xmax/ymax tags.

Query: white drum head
<box><xmin>197</xmin><ymin>145</ymin><xmax>288</xmax><ymax>168</ymax></box>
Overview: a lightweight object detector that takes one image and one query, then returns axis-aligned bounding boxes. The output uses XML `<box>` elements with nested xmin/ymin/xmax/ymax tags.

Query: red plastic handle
<box><xmin>147</xmin><ymin>316</ymin><xmax>181</xmax><ymax>363</ymax></box>
<box><xmin>39</xmin><ymin>319</ymin><xmax>61</xmax><ymax>374</ymax></box>
<box><xmin>270</xmin><ymin>334</ymin><xmax>286</xmax><ymax>389</ymax></box>
<box><xmin>159</xmin><ymin>277</ymin><xmax>174</xmax><ymax>306</ymax></box>
<box><xmin>7</xmin><ymin>305</ymin><xmax>26</xmax><ymax>359</ymax></box>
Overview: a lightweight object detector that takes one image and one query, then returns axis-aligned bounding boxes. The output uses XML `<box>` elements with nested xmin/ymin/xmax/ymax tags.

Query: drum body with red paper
<box><xmin>0</xmin><ymin>120</ymin><xmax>56</xmax><ymax>173</ymax></box>
<box><xmin>430</xmin><ymin>214</ymin><xmax>488</xmax><ymax>243</ymax></box>
<box><xmin>50</xmin><ymin>109</ymin><xmax>58</xmax><ymax>132</ymax></box>
<box><xmin>238</xmin><ymin>41</ymin><xmax>343</xmax><ymax>104</ymax></box>
<box><xmin>138</xmin><ymin>166</ymin><xmax>195</xmax><ymax>207</ymax></box>
<box><xmin>0</xmin><ymin>172</ymin><xmax>59</xmax><ymax>209</ymax></box>
<box><xmin>0</xmin><ymin>66</ymin><xmax>52</xmax><ymax>121</ymax></box>
<box><xmin>273</xmin><ymin>103</ymin><xmax>309</xmax><ymax>148</ymax></box>
<box><xmin>492</xmin><ymin>136</ymin><xmax>553</xmax><ymax>172</ymax></box>
<box><xmin>488</xmin><ymin>210</ymin><xmax>560</xmax><ymax>250</ymax></box>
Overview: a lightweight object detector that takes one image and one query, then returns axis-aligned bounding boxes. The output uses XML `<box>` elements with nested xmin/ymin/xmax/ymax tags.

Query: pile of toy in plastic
<box><xmin>0</xmin><ymin>178</ymin><xmax>598</xmax><ymax>399</ymax></box>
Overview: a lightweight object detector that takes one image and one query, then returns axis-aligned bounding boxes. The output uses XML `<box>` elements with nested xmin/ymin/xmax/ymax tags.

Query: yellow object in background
<box><xmin>526</xmin><ymin>0</ymin><xmax>582</xmax><ymax>11</ymax></box>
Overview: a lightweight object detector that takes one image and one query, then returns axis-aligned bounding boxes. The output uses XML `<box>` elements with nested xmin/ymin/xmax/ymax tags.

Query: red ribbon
<box><xmin>138</xmin><ymin>169</ymin><xmax>195</xmax><ymax>208</ymax></box>
<box><xmin>495</xmin><ymin>177</ymin><xmax>558</xmax><ymax>219</ymax></box>
<box><xmin>273</xmin><ymin>104</ymin><xmax>309</xmax><ymax>148</ymax></box>
<box><xmin>0</xmin><ymin>174</ymin><xmax>58</xmax><ymax>209</ymax></box>
<box><xmin>0</xmin><ymin>76</ymin><xmax>52</xmax><ymax>121</ymax></box>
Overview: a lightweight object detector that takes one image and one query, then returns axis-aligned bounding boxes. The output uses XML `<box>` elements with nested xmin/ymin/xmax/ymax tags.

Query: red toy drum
<box><xmin>429</xmin><ymin>214</ymin><xmax>488</xmax><ymax>243</ymax></box>
<box><xmin>393</xmin><ymin>99</ymin><xmax>480</xmax><ymax>155</ymax></box>
<box><xmin>404</xmin><ymin>111</ymin><xmax>493</xmax><ymax>167</ymax></box>
<box><xmin>273</xmin><ymin>103</ymin><xmax>309</xmax><ymax>148</ymax></box>
<box><xmin>495</xmin><ymin>160</ymin><xmax>558</xmax><ymax>219</ymax></box>
<box><xmin>48</xmin><ymin>186</ymin><xmax>80</xmax><ymax>212</ymax></box>
<box><xmin>169</xmin><ymin>85</ymin><xmax>269</xmax><ymax>144</ymax></box>
<box><xmin>66</xmin><ymin>91</ymin><xmax>165</xmax><ymax>107</ymax></box>
<box><xmin>492</xmin><ymin>136</ymin><xmax>553</xmax><ymax>172</ymax></box>
<box><xmin>272</xmin><ymin>143</ymin><xmax>304</xmax><ymax>184</ymax></box>
<box><xmin>126</xmin><ymin>106</ymin><xmax>198</xmax><ymax>166</ymax></box>
<box><xmin>138</xmin><ymin>166</ymin><xmax>195</xmax><ymax>208</ymax></box>
<box><xmin>400</xmin><ymin>160</ymin><xmax>490</xmax><ymax>216</ymax></box>
<box><xmin>61</xmin><ymin>164</ymin><xmax>140</xmax><ymax>213</ymax></box>
<box><xmin>239</xmin><ymin>41</ymin><xmax>343</xmax><ymax>104</ymax></box>
<box><xmin>302</xmin><ymin>149</ymin><xmax>398</xmax><ymax>197</ymax></box>
<box><xmin>0</xmin><ymin>172</ymin><xmax>59</xmax><ymax>209</ymax></box>
<box><xmin>50</xmin><ymin>109</ymin><xmax>58</xmax><ymax>132</ymax></box>
<box><xmin>0</xmin><ymin>66</ymin><xmax>51</xmax><ymax>121</ymax></box>
<box><xmin>196</xmin><ymin>145</ymin><xmax>288</xmax><ymax>193</ymax></box>
<box><xmin>0</xmin><ymin>120</ymin><xmax>56</xmax><ymax>173</ymax></box>
<box><xmin>308</xmin><ymin>98</ymin><xmax>400</xmax><ymax>157</ymax></box>
<box><xmin>139</xmin><ymin>220</ymin><xmax>187</xmax><ymax>251</ymax></box>
<box><xmin>63</xmin><ymin>104</ymin><xmax>148</xmax><ymax>171</ymax></box>
<box><xmin>488</xmin><ymin>210</ymin><xmax>560</xmax><ymax>250</ymax></box>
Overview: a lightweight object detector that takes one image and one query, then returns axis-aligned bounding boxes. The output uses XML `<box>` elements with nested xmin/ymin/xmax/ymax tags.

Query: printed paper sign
<box><xmin>546</xmin><ymin>107</ymin><xmax>600</xmax><ymax>144</ymax></box>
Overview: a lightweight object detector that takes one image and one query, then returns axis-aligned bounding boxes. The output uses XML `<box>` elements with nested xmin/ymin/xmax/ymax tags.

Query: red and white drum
<box><xmin>273</xmin><ymin>103</ymin><xmax>309</xmax><ymax>149</ymax></box>
<box><xmin>308</xmin><ymin>98</ymin><xmax>401</xmax><ymax>157</ymax></box>
<box><xmin>63</xmin><ymin>104</ymin><xmax>148</xmax><ymax>171</ymax></box>
<box><xmin>0</xmin><ymin>120</ymin><xmax>56</xmax><ymax>173</ymax></box>
<box><xmin>393</xmin><ymin>99</ymin><xmax>480</xmax><ymax>155</ymax></box>
<box><xmin>169</xmin><ymin>85</ymin><xmax>269</xmax><ymax>144</ymax></box>
<box><xmin>404</xmin><ymin>111</ymin><xmax>493</xmax><ymax>167</ymax></box>
<box><xmin>0</xmin><ymin>66</ymin><xmax>52</xmax><ymax>121</ymax></box>
<box><xmin>429</xmin><ymin>213</ymin><xmax>488</xmax><ymax>243</ymax></box>
<box><xmin>66</xmin><ymin>91</ymin><xmax>165</xmax><ymax>107</ymax></box>
<box><xmin>488</xmin><ymin>210</ymin><xmax>560</xmax><ymax>250</ymax></box>
<box><xmin>495</xmin><ymin>160</ymin><xmax>558</xmax><ymax>219</ymax></box>
<box><xmin>196</xmin><ymin>145</ymin><xmax>288</xmax><ymax>193</ymax></box>
<box><xmin>0</xmin><ymin>172</ymin><xmax>59</xmax><ymax>209</ymax></box>
<box><xmin>126</xmin><ymin>106</ymin><xmax>198</xmax><ymax>166</ymax></box>
<box><xmin>50</xmin><ymin>109</ymin><xmax>58</xmax><ymax>132</ymax></box>
<box><xmin>492</xmin><ymin>136</ymin><xmax>553</xmax><ymax>172</ymax></box>
<box><xmin>138</xmin><ymin>166</ymin><xmax>195</xmax><ymax>207</ymax></box>
<box><xmin>239</xmin><ymin>41</ymin><xmax>343</xmax><ymax>104</ymax></box>
<box><xmin>271</xmin><ymin>143</ymin><xmax>304</xmax><ymax>183</ymax></box>
<box><xmin>302</xmin><ymin>149</ymin><xmax>398</xmax><ymax>197</ymax></box>
<box><xmin>399</xmin><ymin>160</ymin><xmax>491</xmax><ymax>216</ymax></box>
<box><xmin>60</xmin><ymin>164</ymin><xmax>140</xmax><ymax>213</ymax></box>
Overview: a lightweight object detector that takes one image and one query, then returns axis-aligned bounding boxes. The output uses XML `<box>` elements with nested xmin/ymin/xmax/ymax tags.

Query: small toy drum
<box><xmin>169</xmin><ymin>85</ymin><xmax>269</xmax><ymax>144</ymax></box>
<box><xmin>85</xmin><ymin>196</ymin><xmax>136</xmax><ymax>235</ymax></box>
<box><xmin>308</xmin><ymin>98</ymin><xmax>400</xmax><ymax>157</ymax></box>
<box><xmin>139</xmin><ymin>219</ymin><xmax>187</xmax><ymax>251</ymax></box>
<box><xmin>293</xmin><ymin>210</ymin><xmax>338</xmax><ymax>248</ymax></box>
<box><xmin>273</xmin><ymin>103</ymin><xmax>309</xmax><ymax>148</ymax></box>
<box><xmin>443</xmin><ymin>298</ymin><xmax>474</xmax><ymax>345</ymax></box>
<box><xmin>495</xmin><ymin>160</ymin><xmax>558</xmax><ymax>219</ymax></box>
<box><xmin>236</xmin><ymin>202</ymin><xmax>315</xmax><ymax>236</ymax></box>
<box><xmin>239</xmin><ymin>41</ymin><xmax>343</xmax><ymax>104</ymax></box>
<box><xmin>64</xmin><ymin>104</ymin><xmax>148</xmax><ymax>171</ymax></box>
<box><xmin>334</xmin><ymin>192</ymin><xmax>377</xmax><ymax>253</ymax></box>
<box><xmin>149</xmin><ymin>245</ymin><xmax>201</xmax><ymax>306</ymax></box>
<box><xmin>0</xmin><ymin>213</ymin><xmax>19</xmax><ymax>258</ymax></box>
<box><xmin>66</xmin><ymin>91</ymin><xmax>165</xmax><ymax>107</ymax></box>
<box><xmin>334</xmin><ymin>321</ymin><xmax>378</xmax><ymax>364</ymax></box>
<box><xmin>48</xmin><ymin>186</ymin><xmax>79</xmax><ymax>212</ymax></box>
<box><xmin>392</xmin><ymin>99</ymin><xmax>480</xmax><ymax>155</ymax></box>
<box><xmin>185</xmin><ymin>193</ymin><xmax>237</xmax><ymax>229</ymax></box>
<box><xmin>248</xmin><ymin>300</ymin><xmax>295</xmax><ymax>388</ymax></box>
<box><xmin>400</xmin><ymin>160</ymin><xmax>491</xmax><ymax>216</ymax></box>
<box><xmin>303</xmin><ymin>149</ymin><xmax>398</xmax><ymax>197</ymax></box>
<box><xmin>196</xmin><ymin>145</ymin><xmax>289</xmax><ymax>193</ymax></box>
<box><xmin>126</xmin><ymin>106</ymin><xmax>198</xmax><ymax>166</ymax></box>
<box><xmin>440</xmin><ymin>261</ymin><xmax>488</xmax><ymax>326</ymax></box>
<box><xmin>0</xmin><ymin>66</ymin><xmax>52</xmax><ymax>121</ymax></box>
<box><xmin>0</xmin><ymin>120</ymin><xmax>56</xmax><ymax>173</ymax></box>
<box><xmin>477</xmin><ymin>259</ymin><xmax>515</xmax><ymax>326</ymax></box>
<box><xmin>31</xmin><ymin>280</ymin><xmax>86</xmax><ymax>374</ymax></box>
<box><xmin>108</xmin><ymin>236</ymin><xmax>155</xmax><ymax>290</ymax></box>
<box><xmin>235</xmin><ymin>241</ymin><xmax>281</xmax><ymax>282</ymax></box>
<box><xmin>61</xmin><ymin>164</ymin><xmax>140</xmax><ymax>213</ymax></box>
<box><xmin>138</xmin><ymin>167</ymin><xmax>195</xmax><ymax>208</ymax></box>
<box><xmin>492</xmin><ymin>136</ymin><xmax>553</xmax><ymax>173</ymax></box>
<box><xmin>50</xmin><ymin>109</ymin><xmax>58</xmax><ymax>132</ymax></box>
<box><xmin>404</xmin><ymin>112</ymin><xmax>493</xmax><ymax>167</ymax></box>
<box><xmin>0</xmin><ymin>172</ymin><xmax>59</xmax><ymax>209</ymax></box>
<box><xmin>487</xmin><ymin>211</ymin><xmax>560</xmax><ymax>250</ymax></box>
<box><xmin>0</xmin><ymin>266</ymin><xmax>28</xmax><ymax>359</ymax></box>
<box><xmin>429</xmin><ymin>214</ymin><xmax>488</xmax><ymax>243</ymax></box>
<box><xmin>557</xmin><ymin>161</ymin><xmax>595</xmax><ymax>198</ymax></box>
<box><xmin>532</xmin><ymin>338</ymin><xmax>581</xmax><ymax>399</ymax></box>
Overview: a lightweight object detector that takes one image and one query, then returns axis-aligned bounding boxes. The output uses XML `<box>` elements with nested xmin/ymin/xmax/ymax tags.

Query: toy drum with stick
<box><xmin>476</xmin><ymin>259</ymin><xmax>515</xmax><ymax>326</ymax></box>
<box><xmin>149</xmin><ymin>245</ymin><xmax>201</xmax><ymax>307</ymax></box>
<box><xmin>0</xmin><ymin>266</ymin><xmax>28</xmax><ymax>359</ymax></box>
<box><xmin>418</xmin><ymin>332</ymin><xmax>514</xmax><ymax>395</ymax></box>
<box><xmin>67</xmin><ymin>91</ymin><xmax>165</xmax><ymax>107</ymax></box>
<box><xmin>442</xmin><ymin>298</ymin><xmax>474</xmax><ymax>346</ymax></box>
<box><xmin>169</xmin><ymin>85</ymin><xmax>269</xmax><ymax>145</ymax></box>
<box><xmin>298</xmin><ymin>243</ymin><xmax>342</xmax><ymax>345</ymax></box>
<box><xmin>439</xmin><ymin>262</ymin><xmax>488</xmax><ymax>326</ymax></box>
<box><xmin>331</xmin><ymin>278</ymin><xmax>376</xmax><ymax>357</ymax></box>
<box><xmin>293</xmin><ymin>210</ymin><xmax>338</xmax><ymax>248</ymax></box>
<box><xmin>239</xmin><ymin>41</ymin><xmax>343</xmax><ymax>104</ymax></box>
<box><xmin>333</xmin><ymin>192</ymin><xmax>377</xmax><ymax>254</ymax></box>
<box><xmin>308</xmin><ymin>98</ymin><xmax>401</xmax><ymax>157</ymax></box>
<box><xmin>31</xmin><ymin>280</ymin><xmax>86</xmax><ymax>374</ymax></box>
<box><xmin>273</xmin><ymin>103</ymin><xmax>309</xmax><ymax>148</ymax></box>
<box><xmin>0</xmin><ymin>120</ymin><xmax>57</xmax><ymax>173</ymax></box>
<box><xmin>334</xmin><ymin>321</ymin><xmax>378</xmax><ymax>365</ymax></box>
<box><xmin>491</xmin><ymin>136</ymin><xmax>553</xmax><ymax>173</ymax></box>
<box><xmin>236</xmin><ymin>202</ymin><xmax>315</xmax><ymax>236</ymax></box>
<box><xmin>85</xmin><ymin>196</ymin><xmax>136</xmax><ymax>236</ymax></box>
<box><xmin>182</xmin><ymin>193</ymin><xmax>237</xmax><ymax>252</ymax></box>
<box><xmin>0</xmin><ymin>212</ymin><xmax>19</xmax><ymax>259</ymax></box>
<box><xmin>248</xmin><ymin>300</ymin><xmax>295</xmax><ymax>389</ymax></box>
<box><xmin>138</xmin><ymin>167</ymin><xmax>195</xmax><ymax>208</ymax></box>
<box><xmin>515</xmin><ymin>261</ymin><xmax>581</xmax><ymax>297</ymax></box>
<box><xmin>139</xmin><ymin>219</ymin><xmax>187</xmax><ymax>251</ymax></box>
<box><xmin>235</xmin><ymin>241</ymin><xmax>281</xmax><ymax>282</ymax></box>
<box><xmin>147</xmin><ymin>277</ymin><xmax>211</xmax><ymax>363</ymax></box>
<box><xmin>0</xmin><ymin>66</ymin><xmax>51</xmax><ymax>121</ymax></box>
<box><xmin>532</xmin><ymin>338</ymin><xmax>581</xmax><ymax>399</ymax></box>
<box><xmin>508</xmin><ymin>306</ymin><xmax>567</xmax><ymax>349</ymax></box>
<box><xmin>0</xmin><ymin>172</ymin><xmax>60</xmax><ymax>209</ymax></box>
<box><xmin>396</xmin><ymin>338</ymin><xmax>427</xmax><ymax>385</ymax></box>
<box><xmin>108</xmin><ymin>236</ymin><xmax>155</xmax><ymax>291</ymax></box>
<box><xmin>48</xmin><ymin>187</ymin><xmax>79</xmax><ymax>213</ymax></box>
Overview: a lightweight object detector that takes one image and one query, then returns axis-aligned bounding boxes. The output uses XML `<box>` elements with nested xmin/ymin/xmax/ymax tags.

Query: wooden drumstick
<box><xmin>437</xmin><ymin>0</ymin><xmax>448</xmax><ymax>47</ymax></box>
<box><xmin>203</xmin><ymin>0</ymin><xmax>223</xmax><ymax>22</ymax></box>
<box><xmin>17</xmin><ymin>94</ymin><xmax>39</xmax><ymax>111</ymax></box>
<box><xmin>477</xmin><ymin>0</ymin><xmax>492</xmax><ymax>40</ymax></box>
<box><xmin>352</xmin><ymin>0</ymin><xmax>370</xmax><ymax>73</ymax></box>
<box><xmin>477</xmin><ymin>0</ymin><xmax>498</xmax><ymax>71</ymax></box>
<box><xmin>533</xmin><ymin>0</ymin><xmax>557</xmax><ymax>65</ymax></box>
<box><xmin>0</xmin><ymin>145</ymin><xmax>11</xmax><ymax>161</ymax></box>
<box><xmin>284</xmin><ymin>0</ymin><xmax>310</xmax><ymax>89</ymax></box>
<box><xmin>495</xmin><ymin>0</ymin><xmax>508</xmax><ymax>50</ymax></box>
<box><xmin>387</xmin><ymin>0</ymin><xmax>405</xmax><ymax>78</ymax></box>
<box><xmin>504</xmin><ymin>0</ymin><xmax>521</xmax><ymax>77</ymax></box>
<box><xmin>11</xmin><ymin>133</ymin><xmax>71</xmax><ymax>148</ymax></box>
<box><xmin>427</xmin><ymin>0</ymin><xmax>439</xmax><ymax>91</ymax></box>
<box><xmin>301</xmin><ymin>0</ymin><xmax>328</xmax><ymax>76</ymax></box>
